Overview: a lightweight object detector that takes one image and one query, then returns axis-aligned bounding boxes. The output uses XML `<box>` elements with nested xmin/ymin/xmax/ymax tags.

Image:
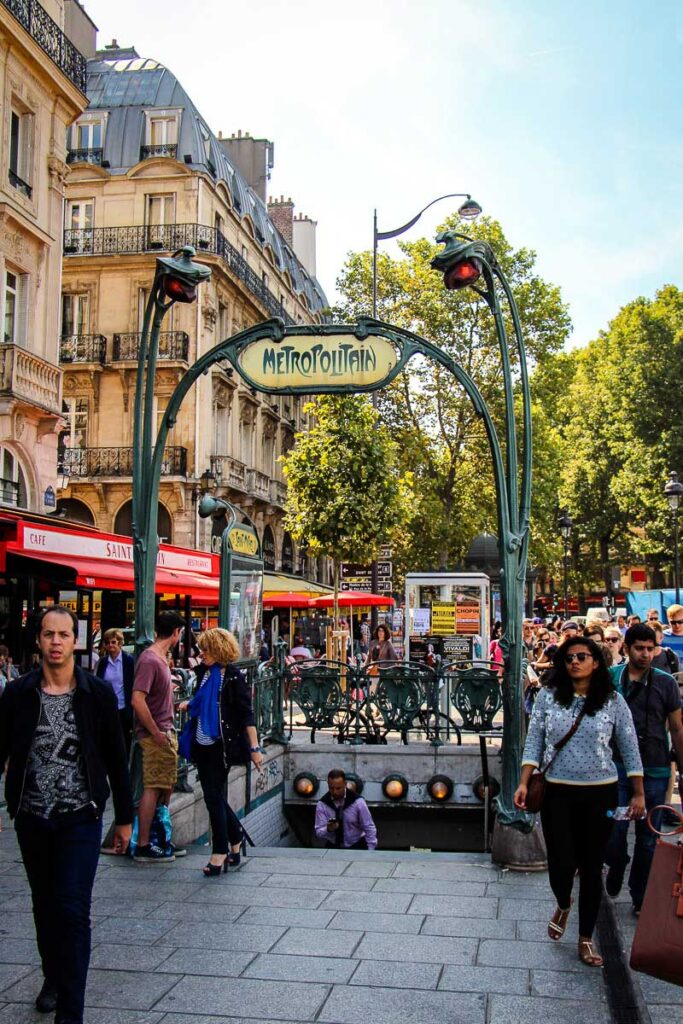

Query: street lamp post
<box><xmin>132</xmin><ymin>246</ymin><xmax>211</xmax><ymax>653</ymax></box>
<box><xmin>558</xmin><ymin>511</ymin><xmax>573</xmax><ymax>618</ymax></box>
<box><xmin>371</xmin><ymin>193</ymin><xmax>482</xmax><ymax>610</ymax></box>
<box><xmin>664</xmin><ymin>471</ymin><xmax>683</xmax><ymax>603</ymax></box>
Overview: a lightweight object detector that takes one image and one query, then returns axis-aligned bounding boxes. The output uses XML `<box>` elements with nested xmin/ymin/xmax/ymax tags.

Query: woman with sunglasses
<box><xmin>603</xmin><ymin>627</ymin><xmax>626</xmax><ymax>667</ymax></box>
<box><xmin>514</xmin><ymin>636</ymin><xmax>644</xmax><ymax>967</ymax></box>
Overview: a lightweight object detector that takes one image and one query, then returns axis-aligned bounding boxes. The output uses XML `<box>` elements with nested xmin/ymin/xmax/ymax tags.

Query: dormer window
<box><xmin>142</xmin><ymin>111</ymin><xmax>179</xmax><ymax>159</ymax></box>
<box><xmin>67</xmin><ymin>114</ymin><xmax>107</xmax><ymax>165</ymax></box>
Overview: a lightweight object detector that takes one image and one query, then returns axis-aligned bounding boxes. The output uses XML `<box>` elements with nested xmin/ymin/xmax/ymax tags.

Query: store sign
<box><xmin>228</xmin><ymin>526</ymin><xmax>259</xmax><ymax>557</ymax></box>
<box><xmin>237</xmin><ymin>334</ymin><xmax>400</xmax><ymax>391</ymax></box>
<box><xmin>19</xmin><ymin>524</ymin><xmax>213</xmax><ymax>574</ymax></box>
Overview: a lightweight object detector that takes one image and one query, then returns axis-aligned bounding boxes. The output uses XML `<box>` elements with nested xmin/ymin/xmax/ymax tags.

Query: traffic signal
<box><xmin>443</xmin><ymin>257</ymin><xmax>483</xmax><ymax>291</ymax></box>
<box><xmin>162</xmin><ymin>274</ymin><xmax>198</xmax><ymax>303</ymax></box>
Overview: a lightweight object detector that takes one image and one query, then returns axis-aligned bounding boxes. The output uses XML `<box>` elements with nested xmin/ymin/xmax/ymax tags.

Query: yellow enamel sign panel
<box><xmin>238</xmin><ymin>335</ymin><xmax>400</xmax><ymax>390</ymax></box>
<box><xmin>229</xmin><ymin>527</ymin><xmax>259</xmax><ymax>556</ymax></box>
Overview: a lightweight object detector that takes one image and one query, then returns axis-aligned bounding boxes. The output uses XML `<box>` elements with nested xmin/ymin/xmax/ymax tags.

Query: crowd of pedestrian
<box><xmin>515</xmin><ymin>613</ymin><xmax>683</xmax><ymax>971</ymax></box>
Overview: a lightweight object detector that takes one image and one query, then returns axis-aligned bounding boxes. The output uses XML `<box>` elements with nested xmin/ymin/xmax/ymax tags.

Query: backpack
<box><xmin>664</xmin><ymin>645</ymin><xmax>678</xmax><ymax>674</ymax></box>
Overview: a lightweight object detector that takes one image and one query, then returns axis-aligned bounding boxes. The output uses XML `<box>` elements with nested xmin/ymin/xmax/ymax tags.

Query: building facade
<box><xmin>0</xmin><ymin>0</ymin><xmax>91</xmax><ymax>515</ymax></box>
<box><xmin>57</xmin><ymin>44</ymin><xmax>329</xmax><ymax>577</ymax></box>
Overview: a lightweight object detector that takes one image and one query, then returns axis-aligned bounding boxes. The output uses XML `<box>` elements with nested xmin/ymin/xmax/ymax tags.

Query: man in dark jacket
<box><xmin>0</xmin><ymin>605</ymin><xmax>133</xmax><ymax>1024</ymax></box>
<box><xmin>95</xmin><ymin>627</ymin><xmax>135</xmax><ymax>753</ymax></box>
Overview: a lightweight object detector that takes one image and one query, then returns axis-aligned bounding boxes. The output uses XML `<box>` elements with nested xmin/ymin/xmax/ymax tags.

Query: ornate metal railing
<box><xmin>66</xmin><ymin>147</ymin><xmax>103</xmax><ymax>165</ymax></box>
<box><xmin>62</xmin><ymin>445</ymin><xmax>187</xmax><ymax>478</ymax></box>
<box><xmin>0</xmin><ymin>478</ymin><xmax>19</xmax><ymax>507</ymax></box>
<box><xmin>247</xmin><ymin>468</ymin><xmax>271</xmax><ymax>501</ymax></box>
<box><xmin>0</xmin><ymin>343</ymin><xmax>60</xmax><ymax>414</ymax></box>
<box><xmin>60</xmin><ymin>334</ymin><xmax>107</xmax><ymax>364</ymax></box>
<box><xmin>62</xmin><ymin>223</ymin><xmax>295</xmax><ymax>324</ymax></box>
<box><xmin>112</xmin><ymin>330</ymin><xmax>189</xmax><ymax>362</ymax></box>
<box><xmin>210</xmin><ymin>454</ymin><xmax>248</xmax><ymax>491</ymax></box>
<box><xmin>253</xmin><ymin>656</ymin><xmax>503</xmax><ymax>747</ymax></box>
<box><xmin>8</xmin><ymin>168</ymin><xmax>32</xmax><ymax>199</ymax></box>
<box><xmin>140</xmin><ymin>143</ymin><xmax>177</xmax><ymax>160</ymax></box>
<box><xmin>1</xmin><ymin>0</ymin><xmax>88</xmax><ymax>93</ymax></box>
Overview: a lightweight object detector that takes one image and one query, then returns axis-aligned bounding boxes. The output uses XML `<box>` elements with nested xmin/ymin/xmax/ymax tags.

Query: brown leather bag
<box><xmin>524</xmin><ymin>707</ymin><xmax>587</xmax><ymax>814</ymax></box>
<box><xmin>630</xmin><ymin>805</ymin><xmax>683</xmax><ymax>987</ymax></box>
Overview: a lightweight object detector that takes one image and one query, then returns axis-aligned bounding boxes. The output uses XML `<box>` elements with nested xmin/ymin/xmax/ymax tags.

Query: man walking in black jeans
<box><xmin>0</xmin><ymin>606</ymin><xmax>133</xmax><ymax>1024</ymax></box>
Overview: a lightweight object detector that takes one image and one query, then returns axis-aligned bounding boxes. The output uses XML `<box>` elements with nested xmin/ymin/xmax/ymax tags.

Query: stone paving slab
<box><xmin>530</xmin><ymin>967</ymin><xmax>606</xmax><ymax>1001</ymax></box>
<box><xmin>327</xmin><ymin>909</ymin><xmax>424</xmax><ymax>934</ymax></box>
<box><xmin>190</xmin><ymin>884</ymin><xmax>328</xmax><ymax>909</ymax></box>
<box><xmin>488</xmin><ymin>994</ymin><xmax>612</xmax><ymax>1024</ymax></box>
<box><xmin>407</xmin><ymin>893</ymin><xmax>499</xmax><ymax>917</ymax></box>
<box><xmin>319</xmin><ymin>890</ymin><xmax>412</xmax><ymax>914</ymax></box>
<box><xmin>270</xmin><ymin>927</ymin><xmax>364</xmax><ymax>958</ymax></box>
<box><xmin>318</xmin><ymin>984</ymin><xmax>486</xmax><ymax>1024</ymax></box>
<box><xmin>155</xmin><ymin>950</ymin><xmax>258</xmax><ymax>977</ymax></box>
<box><xmin>258</xmin><ymin>872</ymin><xmax>377</xmax><ymax>892</ymax></box>
<box><xmin>89</xmin><ymin>943</ymin><xmax>177</xmax><ymax>972</ymax></box>
<box><xmin>148</xmin><ymin>902</ymin><xmax>247</xmax><ymax>924</ymax></box>
<box><xmin>243</xmin><ymin>952</ymin><xmax>357</xmax><ymax>984</ymax></box>
<box><xmin>354</xmin><ymin>932</ymin><xmax>477</xmax><ymax>965</ymax></box>
<box><xmin>0</xmin><ymin>963</ymin><xmax>33</xmax><ymax>995</ymax></box>
<box><xmin>421</xmin><ymin>914</ymin><xmax>516</xmax><ymax>939</ymax></box>
<box><xmin>348</xmin><ymin>960</ymin><xmax>442</xmax><ymax>990</ymax></box>
<box><xmin>232</xmin><ymin>906</ymin><xmax>337</xmax><ymax>929</ymax></box>
<box><xmin>371</xmin><ymin>876</ymin><xmax>487</xmax><ymax>896</ymax></box>
<box><xmin>438</xmin><ymin>964</ymin><xmax>530</xmax><ymax>995</ymax></box>
<box><xmin>477</xmin><ymin>939</ymin><xmax>585</xmax><ymax>972</ymax></box>
<box><xmin>158</xmin><ymin>921</ymin><xmax>287</xmax><ymax>952</ymax></box>
<box><xmin>91</xmin><ymin>917</ymin><xmax>177</xmax><ymax>946</ymax></box>
<box><xmin>154</xmin><ymin>976</ymin><xmax>330</xmax><ymax>1020</ymax></box>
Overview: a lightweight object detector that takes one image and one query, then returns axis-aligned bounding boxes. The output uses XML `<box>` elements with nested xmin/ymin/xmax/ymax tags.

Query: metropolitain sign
<box><xmin>236</xmin><ymin>333</ymin><xmax>402</xmax><ymax>392</ymax></box>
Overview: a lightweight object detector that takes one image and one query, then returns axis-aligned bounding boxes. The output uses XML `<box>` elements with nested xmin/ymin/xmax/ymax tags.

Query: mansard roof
<box><xmin>84</xmin><ymin>47</ymin><xmax>328</xmax><ymax>313</ymax></box>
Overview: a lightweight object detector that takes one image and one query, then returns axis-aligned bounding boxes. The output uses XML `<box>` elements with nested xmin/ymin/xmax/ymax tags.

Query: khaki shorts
<box><xmin>139</xmin><ymin>732</ymin><xmax>178</xmax><ymax>789</ymax></box>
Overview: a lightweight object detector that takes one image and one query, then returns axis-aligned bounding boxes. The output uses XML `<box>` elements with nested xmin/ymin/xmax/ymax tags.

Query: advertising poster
<box><xmin>455</xmin><ymin>602</ymin><xmax>480</xmax><ymax>635</ymax></box>
<box><xmin>442</xmin><ymin>636</ymin><xmax>473</xmax><ymax>663</ymax></box>
<box><xmin>412</xmin><ymin>608</ymin><xmax>431</xmax><ymax>634</ymax></box>
<box><xmin>409</xmin><ymin>636</ymin><xmax>441</xmax><ymax>666</ymax></box>
<box><xmin>431</xmin><ymin>602</ymin><xmax>456</xmax><ymax>635</ymax></box>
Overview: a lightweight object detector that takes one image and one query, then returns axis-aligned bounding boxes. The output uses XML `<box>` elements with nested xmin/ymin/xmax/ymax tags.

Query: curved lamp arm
<box><xmin>375</xmin><ymin>193</ymin><xmax>476</xmax><ymax>242</ymax></box>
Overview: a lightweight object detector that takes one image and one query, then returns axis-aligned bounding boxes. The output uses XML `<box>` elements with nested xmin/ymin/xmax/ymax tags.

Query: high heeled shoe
<box><xmin>203</xmin><ymin>858</ymin><xmax>228</xmax><ymax>876</ymax></box>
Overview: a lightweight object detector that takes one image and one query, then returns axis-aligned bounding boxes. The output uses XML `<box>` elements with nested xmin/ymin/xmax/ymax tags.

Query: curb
<box><xmin>597</xmin><ymin>893</ymin><xmax>652</xmax><ymax>1024</ymax></box>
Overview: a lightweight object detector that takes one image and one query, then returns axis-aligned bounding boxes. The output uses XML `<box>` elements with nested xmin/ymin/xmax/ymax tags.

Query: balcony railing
<box><xmin>210</xmin><ymin>455</ymin><xmax>247</xmax><ymax>491</ymax></box>
<box><xmin>0</xmin><ymin>478</ymin><xmax>19</xmax><ymax>507</ymax></box>
<box><xmin>140</xmin><ymin>143</ymin><xmax>177</xmax><ymax>160</ymax></box>
<box><xmin>112</xmin><ymin>331</ymin><xmax>189</xmax><ymax>362</ymax></box>
<box><xmin>63</xmin><ymin>223</ymin><xmax>295</xmax><ymax>324</ymax></box>
<box><xmin>62</xmin><ymin>446</ymin><xmax>187</xmax><ymax>478</ymax></box>
<box><xmin>247</xmin><ymin>468</ymin><xmax>271</xmax><ymax>501</ymax></box>
<box><xmin>269</xmin><ymin>479</ymin><xmax>287</xmax><ymax>507</ymax></box>
<box><xmin>8</xmin><ymin>168</ymin><xmax>32</xmax><ymax>199</ymax></box>
<box><xmin>60</xmin><ymin>334</ymin><xmax>107</xmax><ymax>364</ymax></box>
<box><xmin>0</xmin><ymin>343</ymin><xmax>60</xmax><ymax>414</ymax></box>
<box><xmin>1</xmin><ymin>0</ymin><xmax>88</xmax><ymax>93</ymax></box>
<box><xmin>66</xmin><ymin>147</ymin><xmax>103</xmax><ymax>166</ymax></box>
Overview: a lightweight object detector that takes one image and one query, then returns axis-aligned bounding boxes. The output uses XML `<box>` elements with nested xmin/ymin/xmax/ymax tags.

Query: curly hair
<box><xmin>545</xmin><ymin>635</ymin><xmax>616</xmax><ymax>715</ymax></box>
<box><xmin>197</xmin><ymin>627</ymin><xmax>240</xmax><ymax>664</ymax></box>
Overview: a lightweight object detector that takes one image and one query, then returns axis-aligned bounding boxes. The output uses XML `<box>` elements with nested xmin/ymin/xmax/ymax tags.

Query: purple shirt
<box><xmin>314</xmin><ymin>793</ymin><xmax>378</xmax><ymax>849</ymax></box>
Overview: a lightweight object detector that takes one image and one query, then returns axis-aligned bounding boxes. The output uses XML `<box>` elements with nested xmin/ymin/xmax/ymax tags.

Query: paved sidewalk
<box><xmin>0</xmin><ymin>819</ymin><xmax>662</xmax><ymax>1024</ymax></box>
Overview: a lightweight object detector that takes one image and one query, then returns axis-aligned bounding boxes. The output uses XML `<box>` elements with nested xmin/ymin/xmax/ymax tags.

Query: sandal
<box><xmin>578</xmin><ymin>938</ymin><xmax>604</xmax><ymax>967</ymax></box>
<box><xmin>547</xmin><ymin>902</ymin><xmax>572</xmax><ymax>940</ymax></box>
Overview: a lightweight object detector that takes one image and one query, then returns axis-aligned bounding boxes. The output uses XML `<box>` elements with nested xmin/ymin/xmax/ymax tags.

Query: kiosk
<box><xmin>404</xmin><ymin>572</ymin><xmax>490</xmax><ymax>665</ymax></box>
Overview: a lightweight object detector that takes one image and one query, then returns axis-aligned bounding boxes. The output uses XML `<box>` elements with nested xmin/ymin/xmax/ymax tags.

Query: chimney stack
<box><xmin>267</xmin><ymin>195</ymin><xmax>295</xmax><ymax>246</ymax></box>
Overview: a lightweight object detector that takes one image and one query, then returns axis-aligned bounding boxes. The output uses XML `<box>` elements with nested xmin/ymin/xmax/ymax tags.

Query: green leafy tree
<box><xmin>335</xmin><ymin>215</ymin><xmax>572</xmax><ymax>574</ymax></box>
<box><xmin>281</xmin><ymin>395</ymin><xmax>412</xmax><ymax>624</ymax></box>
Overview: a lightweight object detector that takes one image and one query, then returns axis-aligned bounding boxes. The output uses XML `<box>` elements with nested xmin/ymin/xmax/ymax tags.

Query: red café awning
<box><xmin>22</xmin><ymin>552</ymin><xmax>220</xmax><ymax>603</ymax></box>
<box><xmin>311</xmin><ymin>590</ymin><xmax>395</xmax><ymax>608</ymax></box>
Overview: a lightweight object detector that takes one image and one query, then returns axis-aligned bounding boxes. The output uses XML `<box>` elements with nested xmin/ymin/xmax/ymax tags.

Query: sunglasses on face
<box><xmin>670</xmin><ymin>619</ymin><xmax>683</xmax><ymax>626</ymax></box>
<box><xmin>605</xmin><ymin>637</ymin><xmax>621</xmax><ymax>643</ymax></box>
<box><xmin>564</xmin><ymin>652</ymin><xmax>592</xmax><ymax>663</ymax></box>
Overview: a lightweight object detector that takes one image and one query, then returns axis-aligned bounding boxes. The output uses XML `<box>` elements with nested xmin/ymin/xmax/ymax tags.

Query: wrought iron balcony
<box><xmin>269</xmin><ymin>478</ymin><xmax>288</xmax><ymax>507</ymax></box>
<box><xmin>247</xmin><ymin>468</ymin><xmax>271</xmax><ymax>501</ymax></box>
<box><xmin>210</xmin><ymin>455</ymin><xmax>247</xmax><ymax>491</ymax></box>
<box><xmin>112</xmin><ymin>331</ymin><xmax>189</xmax><ymax>362</ymax></box>
<box><xmin>62</xmin><ymin>445</ymin><xmax>187</xmax><ymax>478</ymax></box>
<box><xmin>8</xmin><ymin>168</ymin><xmax>32</xmax><ymax>199</ymax></box>
<box><xmin>0</xmin><ymin>478</ymin><xmax>19</xmax><ymax>507</ymax></box>
<box><xmin>140</xmin><ymin>143</ymin><xmax>177</xmax><ymax>160</ymax></box>
<box><xmin>1</xmin><ymin>0</ymin><xmax>88</xmax><ymax>93</ymax></box>
<box><xmin>60</xmin><ymin>334</ymin><xmax>107</xmax><ymax>364</ymax></box>
<box><xmin>66</xmin><ymin>148</ymin><xmax>103</xmax><ymax>166</ymax></box>
<box><xmin>0</xmin><ymin>343</ymin><xmax>60</xmax><ymax>414</ymax></box>
<box><xmin>63</xmin><ymin>223</ymin><xmax>295</xmax><ymax>324</ymax></box>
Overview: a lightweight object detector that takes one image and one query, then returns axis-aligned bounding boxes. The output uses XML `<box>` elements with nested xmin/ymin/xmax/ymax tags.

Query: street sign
<box><xmin>379</xmin><ymin>545</ymin><xmax>392</xmax><ymax>559</ymax></box>
<box><xmin>377</xmin><ymin>561</ymin><xmax>392</xmax><ymax>577</ymax></box>
<box><xmin>340</xmin><ymin>562</ymin><xmax>370</xmax><ymax>578</ymax></box>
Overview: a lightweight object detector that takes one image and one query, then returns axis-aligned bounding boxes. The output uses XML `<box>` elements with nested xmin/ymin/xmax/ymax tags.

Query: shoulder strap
<box><xmin>541</xmin><ymin>705</ymin><xmax>587</xmax><ymax>777</ymax></box>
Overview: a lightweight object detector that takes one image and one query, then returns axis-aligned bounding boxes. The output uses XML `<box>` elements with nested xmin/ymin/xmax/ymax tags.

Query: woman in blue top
<box><xmin>179</xmin><ymin>628</ymin><xmax>263</xmax><ymax>876</ymax></box>
<box><xmin>514</xmin><ymin>635</ymin><xmax>644</xmax><ymax>967</ymax></box>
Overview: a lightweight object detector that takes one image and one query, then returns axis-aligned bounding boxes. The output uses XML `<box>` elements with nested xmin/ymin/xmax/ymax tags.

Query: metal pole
<box><xmin>563</xmin><ymin>540</ymin><xmax>569</xmax><ymax>618</ymax></box>
<box><xmin>675</xmin><ymin>507</ymin><xmax>681</xmax><ymax>604</ymax></box>
<box><xmin>372</xmin><ymin>209</ymin><xmax>378</xmax><ymax>319</ymax></box>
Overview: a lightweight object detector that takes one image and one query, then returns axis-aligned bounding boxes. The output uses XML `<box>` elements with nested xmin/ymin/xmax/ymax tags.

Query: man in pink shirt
<box><xmin>314</xmin><ymin>769</ymin><xmax>378</xmax><ymax>850</ymax></box>
<box><xmin>131</xmin><ymin>611</ymin><xmax>184</xmax><ymax>862</ymax></box>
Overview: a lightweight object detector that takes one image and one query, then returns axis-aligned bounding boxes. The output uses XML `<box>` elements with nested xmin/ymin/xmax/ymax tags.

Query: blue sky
<box><xmin>84</xmin><ymin>0</ymin><xmax>683</xmax><ymax>347</ymax></box>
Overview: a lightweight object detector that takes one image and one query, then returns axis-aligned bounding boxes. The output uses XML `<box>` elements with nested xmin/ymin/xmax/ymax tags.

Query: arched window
<box><xmin>55</xmin><ymin>498</ymin><xmax>95</xmax><ymax>525</ymax></box>
<box><xmin>262</xmin><ymin>524</ymin><xmax>275</xmax><ymax>570</ymax></box>
<box><xmin>281</xmin><ymin>532</ymin><xmax>294</xmax><ymax>573</ymax></box>
<box><xmin>114</xmin><ymin>500</ymin><xmax>172</xmax><ymax>543</ymax></box>
<box><xmin>0</xmin><ymin>446</ymin><xmax>29</xmax><ymax>508</ymax></box>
